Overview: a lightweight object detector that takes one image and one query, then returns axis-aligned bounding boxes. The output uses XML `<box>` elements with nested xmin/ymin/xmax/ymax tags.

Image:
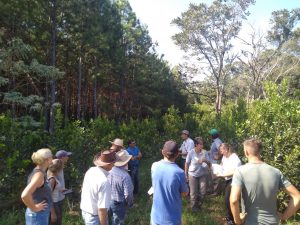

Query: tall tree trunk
<box><xmin>49</xmin><ymin>0</ymin><xmax>57</xmax><ymax>134</ymax></box>
<box><xmin>77</xmin><ymin>54</ymin><xmax>82</xmax><ymax>120</ymax></box>
<box><xmin>93</xmin><ymin>78</ymin><xmax>98</xmax><ymax>119</ymax></box>
<box><xmin>117</xmin><ymin>72</ymin><xmax>125</xmax><ymax>124</ymax></box>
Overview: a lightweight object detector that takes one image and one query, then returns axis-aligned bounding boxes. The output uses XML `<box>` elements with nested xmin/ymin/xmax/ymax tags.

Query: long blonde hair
<box><xmin>31</xmin><ymin>148</ymin><xmax>52</xmax><ymax>165</ymax></box>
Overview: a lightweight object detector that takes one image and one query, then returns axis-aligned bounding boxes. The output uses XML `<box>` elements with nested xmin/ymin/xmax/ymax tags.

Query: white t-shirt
<box><xmin>80</xmin><ymin>166</ymin><xmax>111</xmax><ymax>215</ymax></box>
<box><xmin>180</xmin><ymin>138</ymin><xmax>194</xmax><ymax>159</ymax></box>
<box><xmin>221</xmin><ymin>153</ymin><xmax>241</xmax><ymax>180</ymax></box>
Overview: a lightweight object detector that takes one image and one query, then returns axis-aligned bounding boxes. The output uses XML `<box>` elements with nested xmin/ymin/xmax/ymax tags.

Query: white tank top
<box><xmin>48</xmin><ymin>176</ymin><xmax>62</xmax><ymax>203</ymax></box>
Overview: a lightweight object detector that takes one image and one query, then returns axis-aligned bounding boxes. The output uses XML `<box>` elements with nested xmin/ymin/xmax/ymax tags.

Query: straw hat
<box><xmin>109</xmin><ymin>138</ymin><xmax>124</xmax><ymax>147</ymax></box>
<box><xmin>114</xmin><ymin>150</ymin><xmax>132</xmax><ymax>167</ymax></box>
<box><xmin>93</xmin><ymin>150</ymin><xmax>116</xmax><ymax>167</ymax></box>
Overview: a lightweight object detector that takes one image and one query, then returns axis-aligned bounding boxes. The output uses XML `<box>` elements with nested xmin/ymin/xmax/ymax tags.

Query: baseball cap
<box><xmin>209</xmin><ymin>128</ymin><xmax>219</xmax><ymax>135</ymax></box>
<box><xmin>162</xmin><ymin>140</ymin><xmax>179</xmax><ymax>156</ymax></box>
<box><xmin>181</xmin><ymin>130</ymin><xmax>189</xmax><ymax>135</ymax></box>
<box><xmin>55</xmin><ymin>150</ymin><xmax>72</xmax><ymax>158</ymax></box>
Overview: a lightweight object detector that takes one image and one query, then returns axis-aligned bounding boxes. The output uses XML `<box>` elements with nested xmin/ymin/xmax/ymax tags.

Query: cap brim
<box><xmin>93</xmin><ymin>159</ymin><xmax>115</xmax><ymax>167</ymax></box>
<box><xmin>67</xmin><ymin>152</ymin><xmax>72</xmax><ymax>156</ymax></box>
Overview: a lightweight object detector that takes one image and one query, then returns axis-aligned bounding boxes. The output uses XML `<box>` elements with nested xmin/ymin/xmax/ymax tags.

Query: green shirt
<box><xmin>232</xmin><ymin>163</ymin><xmax>291</xmax><ymax>225</ymax></box>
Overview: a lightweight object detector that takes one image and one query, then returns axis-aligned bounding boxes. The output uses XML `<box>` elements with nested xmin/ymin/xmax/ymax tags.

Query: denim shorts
<box><xmin>25</xmin><ymin>207</ymin><xmax>50</xmax><ymax>225</ymax></box>
<box><xmin>82</xmin><ymin>211</ymin><xmax>100</xmax><ymax>225</ymax></box>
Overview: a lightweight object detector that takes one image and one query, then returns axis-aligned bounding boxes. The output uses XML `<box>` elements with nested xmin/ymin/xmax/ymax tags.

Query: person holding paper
<box><xmin>217</xmin><ymin>143</ymin><xmax>241</xmax><ymax>225</ymax></box>
<box><xmin>185</xmin><ymin>137</ymin><xmax>210</xmax><ymax>211</ymax></box>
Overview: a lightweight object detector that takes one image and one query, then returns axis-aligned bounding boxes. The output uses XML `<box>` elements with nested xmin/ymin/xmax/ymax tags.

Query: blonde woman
<box><xmin>47</xmin><ymin>159</ymin><xmax>64</xmax><ymax>225</ymax></box>
<box><xmin>21</xmin><ymin>148</ymin><xmax>53</xmax><ymax>225</ymax></box>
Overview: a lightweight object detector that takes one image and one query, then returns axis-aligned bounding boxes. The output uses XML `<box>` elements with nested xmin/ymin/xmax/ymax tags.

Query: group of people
<box><xmin>150</xmin><ymin>129</ymin><xmax>300</xmax><ymax>225</ymax></box>
<box><xmin>21</xmin><ymin>129</ymin><xmax>300</xmax><ymax>225</ymax></box>
<box><xmin>21</xmin><ymin>138</ymin><xmax>142</xmax><ymax>225</ymax></box>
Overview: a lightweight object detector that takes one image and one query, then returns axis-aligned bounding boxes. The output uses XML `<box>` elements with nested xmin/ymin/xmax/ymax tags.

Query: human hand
<box><xmin>34</xmin><ymin>200</ymin><xmax>48</xmax><ymax>212</ymax></box>
<box><xmin>235</xmin><ymin>212</ymin><xmax>247</xmax><ymax>225</ymax></box>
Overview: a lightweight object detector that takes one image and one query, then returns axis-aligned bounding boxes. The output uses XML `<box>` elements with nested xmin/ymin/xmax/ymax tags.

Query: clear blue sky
<box><xmin>128</xmin><ymin>0</ymin><xmax>300</xmax><ymax>66</ymax></box>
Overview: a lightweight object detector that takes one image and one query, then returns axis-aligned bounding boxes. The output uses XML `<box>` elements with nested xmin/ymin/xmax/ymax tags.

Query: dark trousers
<box><xmin>110</xmin><ymin>200</ymin><xmax>126</xmax><ymax>225</ymax></box>
<box><xmin>129</xmin><ymin>165</ymin><xmax>139</xmax><ymax>194</ymax></box>
<box><xmin>225</xmin><ymin>179</ymin><xmax>234</xmax><ymax>221</ymax></box>
<box><xmin>50</xmin><ymin>200</ymin><xmax>64</xmax><ymax>225</ymax></box>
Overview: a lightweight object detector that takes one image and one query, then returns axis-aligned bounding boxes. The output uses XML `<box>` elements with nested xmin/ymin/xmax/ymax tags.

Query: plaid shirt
<box><xmin>108</xmin><ymin>166</ymin><xmax>134</xmax><ymax>206</ymax></box>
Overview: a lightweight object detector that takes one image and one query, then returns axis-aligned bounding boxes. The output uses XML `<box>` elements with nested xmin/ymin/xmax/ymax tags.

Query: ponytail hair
<box><xmin>31</xmin><ymin>148</ymin><xmax>52</xmax><ymax>165</ymax></box>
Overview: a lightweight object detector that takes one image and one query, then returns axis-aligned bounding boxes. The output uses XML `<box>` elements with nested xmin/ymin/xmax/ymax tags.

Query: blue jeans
<box><xmin>110</xmin><ymin>201</ymin><xmax>126</xmax><ymax>225</ymax></box>
<box><xmin>25</xmin><ymin>207</ymin><xmax>50</xmax><ymax>225</ymax></box>
<box><xmin>129</xmin><ymin>165</ymin><xmax>139</xmax><ymax>194</ymax></box>
<box><xmin>82</xmin><ymin>211</ymin><xmax>100</xmax><ymax>225</ymax></box>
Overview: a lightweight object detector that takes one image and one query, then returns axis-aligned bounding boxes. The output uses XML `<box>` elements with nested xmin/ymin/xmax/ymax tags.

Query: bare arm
<box><xmin>21</xmin><ymin>172</ymin><xmax>48</xmax><ymax>212</ymax></box>
<box><xmin>230</xmin><ymin>185</ymin><xmax>245</xmax><ymax>225</ymax></box>
<box><xmin>137</xmin><ymin>151</ymin><xmax>142</xmax><ymax>159</ymax></box>
<box><xmin>98</xmin><ymin>208</ymin><xmax>108</xmax><ymax>225</ymax></box>
<box><xmin>184</xmin><ymin>162</ymin><xmax>189</xmax><ymax>180</ymax></box>
<box><xmin>280</xmin><ymin>185</ymin><xmax>300</xmax><ymax>221</ymax></box>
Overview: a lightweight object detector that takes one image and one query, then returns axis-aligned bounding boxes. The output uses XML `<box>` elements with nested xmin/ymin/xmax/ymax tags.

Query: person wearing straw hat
<box><xmin>110</xmin><ymin>138</ymin><xmax>125</xmax><ymax>153</ymax></box>
<box><xmin>80</xmin><ymin>150</ymin><xmax>116</xmax><ymax>225</ymax></box>
<box><xmin>108</xmin><ymin>150</ymin><xmax>133</xmax><ymax>225</ymax></box>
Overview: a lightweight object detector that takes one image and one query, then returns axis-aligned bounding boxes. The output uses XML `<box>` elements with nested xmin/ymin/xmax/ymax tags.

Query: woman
<box><xmin>47</xmin><ymin>159</ymin><xmax>64</xmax><ymax>225</ymax></box>
<box><xmin>218</xmin><ymin>143</ymin><xmax>242</xmax><ymax>225</ymax></box>
<box><xmin>185</xmin><ymin>137</ymin><xmax>210</xmax><ymax>211</ymax></box>
<box><xmin>21</xmin><ymin>148</ymin><xmax>53</xmax><ymax>225</ymax></box>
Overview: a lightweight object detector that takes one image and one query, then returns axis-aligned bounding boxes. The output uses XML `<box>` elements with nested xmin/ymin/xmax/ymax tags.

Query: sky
<box><xmin>128</xmin><ymin>0</ymin><xmax>300</xmax><ymax>67</ymax></box>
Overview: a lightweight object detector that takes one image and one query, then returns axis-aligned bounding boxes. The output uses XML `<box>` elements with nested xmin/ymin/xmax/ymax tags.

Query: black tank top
<box><xmin>27</xmin><ymin>168</ymin><xmax>52</xmax><ymax>207</ymax></box>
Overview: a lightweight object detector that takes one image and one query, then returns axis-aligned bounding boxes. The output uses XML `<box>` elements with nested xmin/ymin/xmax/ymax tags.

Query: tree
<box><xmin>172</xmin><ymin>0</ymin><xmax>254</xmax><ymax>117</ymax></box>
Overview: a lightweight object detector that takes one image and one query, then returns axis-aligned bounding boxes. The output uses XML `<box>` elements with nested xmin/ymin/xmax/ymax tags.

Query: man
<box><xmin>185</xmin><ymin>137</ymin><xmax>210</xmax><ymax>211</ymax></box>
<box><xmin>230</xmin><ymin>138</ymin><xmax>300</xmax><ymax>225</ymax></box>
<box><xmin>110</xmin><ymin>138</ymin><xmax>125</xmax><ymax>153</ymax></box>
<box><xmin>80</xmin><ymin>150</ymin><xmax>116</xmax><ymax>225</ymax></box>
<box><xmin>108</xmin><ymin>150</ymin><xmax>134</xmax><ymax>225</ymax></box>
<box><xmin>151</xmin><ymin>140</ymin><xmax>189</xmax><ymax>225</ymax></box>
<box><xmin>209</xmin><ymin>128</ymin><xmax>222</xmax><ymax>164</ymax></box>
<box><xmin>54</xmin><ymin>149</ymin><xmax>72</xmax><ymax>225</ymax></box>
<box><xmin>208</xmin><ymin>129</ymin><xmax>223</xmax><ymax>195</ymax></box>
<box><xmin>179</xmin><ymin>130</ymin><xmax>194</xmax><ymax>169</ymax></box>
<box><xmin>126</xmin><ymin>140</ymin><xmax>142</xmax><ymax>195</ymax></box>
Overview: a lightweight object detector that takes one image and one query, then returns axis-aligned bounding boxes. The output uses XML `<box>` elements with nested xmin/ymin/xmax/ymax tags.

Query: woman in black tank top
<box><xmin>21</xmin><ymin>148</ymin><xmax>53</xmax><ymax>225</ymax></box>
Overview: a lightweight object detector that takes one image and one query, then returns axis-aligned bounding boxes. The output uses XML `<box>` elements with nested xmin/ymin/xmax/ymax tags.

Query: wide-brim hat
<box><xmin>109</xmin><ymin>138</ymin><xmax>124</xmax><ymax>147</ymax></box>
<box><xmin>114</xmin><ymin>150</ymin><xmax>132</xmax><ymax>167</ymax></box>
<box><xmin>93</xmin><ymin>150</ymin><xmax>117</xmax><ymax>167</ymax></box>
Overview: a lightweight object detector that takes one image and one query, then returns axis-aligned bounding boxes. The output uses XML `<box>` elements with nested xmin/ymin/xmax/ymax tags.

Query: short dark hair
<box><xmin>194</xmin><ymin>137</ymin><xmax>204</xmax><ymax>145</ymax></box>
<box><xmin>128</xmin><ymin>139</ymin><xmax>135</xmax><ymax>145</ymax></box>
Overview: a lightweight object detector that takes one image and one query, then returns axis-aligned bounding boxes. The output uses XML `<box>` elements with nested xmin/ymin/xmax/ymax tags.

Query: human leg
<box><xmin>110</xmin><ymin>201</ymin><xmax>126</xmax><ymax>225</ymax></box>
<box><xmin>199</xmin><ymin>175</ymin><xmax>207</xmax><ymax>206</ymax></box>
<box><xmin>224</xmin><ymin>179</ymin><xmax>234</xmax><ymax>222</ymax></box>
<box><xmin>81</xmin><ymin>211</ymin><xmax>100</xmax><ymax>225</ymax></box>
<box><xmin>189</xmin><ymin>176</ymin><xmax>199</xmax><ymax>210</ymax></box>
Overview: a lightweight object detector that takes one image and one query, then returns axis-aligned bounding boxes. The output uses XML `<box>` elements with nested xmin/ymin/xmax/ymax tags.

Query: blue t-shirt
<box><xmin>127</xmin><ymin>147</ymin><xmax>140</xmax><ymax>167</ymax></box>
<box><xmin>151</xmin><ymin>160</ymin><xmax>188</xmax><ymax>225</ymax></box>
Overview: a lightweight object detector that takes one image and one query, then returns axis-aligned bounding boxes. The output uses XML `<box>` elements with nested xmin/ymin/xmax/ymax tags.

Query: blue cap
<box><xmin>55</xmin><ymin>150</ymin><xmax>72</xmax><ymax>158</ymax></box>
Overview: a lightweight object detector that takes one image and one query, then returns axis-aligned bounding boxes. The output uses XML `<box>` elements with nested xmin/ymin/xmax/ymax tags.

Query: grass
<box><xmin>1</xmin><ymin>158</ymin><xmax>299</xmax><ymax>225</ymax></box>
